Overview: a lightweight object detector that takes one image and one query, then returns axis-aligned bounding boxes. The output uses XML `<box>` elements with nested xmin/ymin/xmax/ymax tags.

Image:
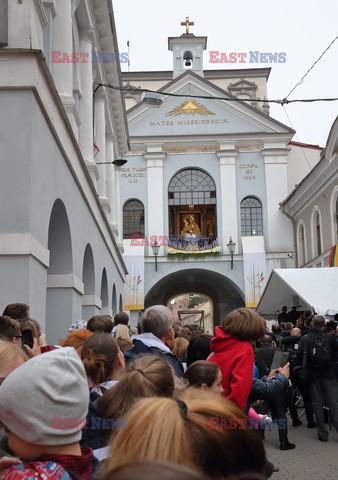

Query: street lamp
<box><xmin>112</xmin><ymin>159</ymin><xmax>128</xmax><ymax>167</ymax></box>
<box><xmin>227</xmin><ymin>237</ymin><xmax>236</xmax><ymax>270</ymax></box>
<box><xmin>151</xmin><ymin>241</ymin><xmax>160</xmax><ymax>271</ymax></box>
<box><xmin>95</xmin><ymin>159</ymin><xmax>128</xmax><ymax>167</ymax></box>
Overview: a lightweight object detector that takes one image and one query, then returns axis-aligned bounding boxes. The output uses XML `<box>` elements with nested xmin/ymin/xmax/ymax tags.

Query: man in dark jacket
<box><xmin>124</xmin><ymin>305</ymin><xmax>184</xmax><ymax>377</ymax></box>
<box><xmin>256</xmin><ymin>335</ymin><xmax>277</xmax><ymax>369</ymax></box>
<box><xmin>287</xmin><ymin>307</ymin><xmax>300</xmax><ymax>327</ymax></box>
<box><xmin>256</xmin><ymin>334</ymin><xmax>302</xmax><ymax>428</ymax></box>
<box><xmin>277</xmin><ymin>306</ymin><xmax>288</xmax><ymax>325</ymax></box>
<box><xmin>296</xmin><ymin>315</ymin><xmax>338</xmax><ymax>442</ymax></box>
<box><xmin>282</xmin><ymin>328</ymin><xmax>316</xmax><ymax>428</ymax></box>
<box><xmin>271</xmin><ymin>323</ymin><xmax>283</xmax><ymax>348</ymax></box>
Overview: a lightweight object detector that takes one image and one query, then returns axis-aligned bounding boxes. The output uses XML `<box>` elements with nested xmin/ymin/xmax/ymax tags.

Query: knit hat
<box><xmin>0</xmin><ymin>347</ymin><xmax>89</xmax><ymax>446</ymax></box>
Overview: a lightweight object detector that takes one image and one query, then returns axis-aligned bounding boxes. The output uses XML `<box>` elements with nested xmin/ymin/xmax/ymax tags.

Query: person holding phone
<box><xmin>19</xmin><ymin>319</ymin><xmax>42</xmax><ymax>357</ymax></box>
<box><xmin>249</xmin><ymin>362</ymin><xmax>296</xmax><ymax>450</ymax></box>
<box><xmin>256</xmin><ymin>335</ymin><xmax>302</xmax><ymax>431</ymax></box>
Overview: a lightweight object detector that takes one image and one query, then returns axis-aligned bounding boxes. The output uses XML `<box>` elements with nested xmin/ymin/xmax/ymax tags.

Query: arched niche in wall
<box><xmin>46</xmin><ymin>199</ymin><xmax>73</xmax><ymax>343</ymax></box>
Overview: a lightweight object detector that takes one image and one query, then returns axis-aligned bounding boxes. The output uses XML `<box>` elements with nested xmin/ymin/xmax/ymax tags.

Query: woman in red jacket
<box><xmin>208</xmin><ymin>308</ymin><xmax>265</xmax><ymax>411</ymax></box>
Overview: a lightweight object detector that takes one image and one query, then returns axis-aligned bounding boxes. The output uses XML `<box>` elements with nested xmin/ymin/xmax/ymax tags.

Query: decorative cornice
<box><xmin>163</xmin><ymin>146</ymin><xmax>218</xmax><ymax>153</ymax></box>
<box><xmin>121</xmin><ymin>68</ymin><xmax>271</xmax><ymax>82</ymax></box>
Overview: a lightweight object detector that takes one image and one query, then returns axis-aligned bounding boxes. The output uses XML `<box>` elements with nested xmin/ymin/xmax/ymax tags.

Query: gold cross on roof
<box><xmin>181</xmin><ymin>17</ymin><xmax>194</xmax><ymax>34</ymax></box>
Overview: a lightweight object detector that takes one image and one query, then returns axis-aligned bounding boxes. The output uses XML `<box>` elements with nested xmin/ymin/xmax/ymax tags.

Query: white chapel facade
<box><xmin>119</xmin><ymin>23</ymin><xmax>320</xmax><ymax>327</ymax></box>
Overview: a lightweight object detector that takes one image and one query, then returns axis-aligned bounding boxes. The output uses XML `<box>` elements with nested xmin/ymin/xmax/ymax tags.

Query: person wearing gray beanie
<box><xmin>0</xmin><ymin>347</ymin><xmax>97</xmax><ymax>480</ymax></box>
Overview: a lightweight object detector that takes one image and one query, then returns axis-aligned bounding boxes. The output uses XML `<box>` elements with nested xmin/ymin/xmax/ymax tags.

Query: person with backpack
<box><xmin>281</xmin><ymin>328</ymin><xmax>316</xmax><ymax>428</ymax></box>
<box><xmin>296</xmin><ymin>315</ymin><xmax>338</xmax><ymax>442</ymax></box>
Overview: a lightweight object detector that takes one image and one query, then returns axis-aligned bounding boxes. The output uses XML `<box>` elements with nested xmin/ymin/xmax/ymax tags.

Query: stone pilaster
<box><xmin>106</xmin><ymin>136</ymin><xmax>117</xmax><ymax>230</ymax></box>
<box><xmin>217</xmin><ymin>146</ymin><xmax>238</xmax><ymax>254</ymax></box>
<box><xmin>144</xmin><ymin>151</ymin><xmax>166</xmax><ymax>256</ymax></box>
<box><xmin>78</xmin><ymin>29</ymin><xmax>98</xmax><ymax>186</ymax></box>
<box><xmin>94</xmin><ymin>92</ymin><xmax>110</xmax><ymax>216</ymax></box>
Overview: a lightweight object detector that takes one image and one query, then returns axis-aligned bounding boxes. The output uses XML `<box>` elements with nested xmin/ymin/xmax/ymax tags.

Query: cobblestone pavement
<box><xmin>264</xmin><ymin>419</ymin><xmax>338</xmax><ymax>479</ymax></box>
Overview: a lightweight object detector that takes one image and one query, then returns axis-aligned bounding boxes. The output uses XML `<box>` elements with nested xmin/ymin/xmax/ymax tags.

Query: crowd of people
<box><xmin>0</xmin><ymin>303</ymin><xmax>338</xmax><ymax>480</ymax></box>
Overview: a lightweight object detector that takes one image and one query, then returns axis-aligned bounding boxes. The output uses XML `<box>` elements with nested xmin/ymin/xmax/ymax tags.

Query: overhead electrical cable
<box><xmin>283</xmin><ymin>34</ymin><xmax>338</xmax><ymax>102</ymax></box>
<box><xmin>94</xmin><ymin>82</ymin><xmax>338</xmax><ymax>105</ymax></box>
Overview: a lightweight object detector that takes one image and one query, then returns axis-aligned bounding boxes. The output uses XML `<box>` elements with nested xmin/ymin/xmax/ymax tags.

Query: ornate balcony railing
<box><xmin>167</xmin><ymin>235</ymin><xmax>221</xmax><ymax>257</ymax></box>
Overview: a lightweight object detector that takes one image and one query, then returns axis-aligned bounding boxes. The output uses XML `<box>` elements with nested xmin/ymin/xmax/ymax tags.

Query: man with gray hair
<box><xmin>124</xmin><ymin>305</ymin><xmax>184</xmax><ymax>377</ymax></box>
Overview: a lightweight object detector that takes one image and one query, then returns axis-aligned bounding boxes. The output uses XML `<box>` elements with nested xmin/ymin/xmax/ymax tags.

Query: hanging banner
<box><xmin>242</xmin><ymin>236</ymin><xmax>267</xmax><ymax>308</ymax></box>
<box><xmin>123</xmin><ymin>242</ymin><xmax>144</xmax><ymax>310</ymax></box>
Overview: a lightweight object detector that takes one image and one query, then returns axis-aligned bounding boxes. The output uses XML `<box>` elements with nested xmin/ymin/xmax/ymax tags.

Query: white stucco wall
<box><xmin>287</xmin><ymin>144</ymin><xmax>322</xmax><ymax>193</ymax></box>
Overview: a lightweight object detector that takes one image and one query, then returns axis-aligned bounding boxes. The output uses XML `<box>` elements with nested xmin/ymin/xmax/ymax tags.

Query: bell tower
<box><xmin>168</xmin><ymin>17</ymin><xmax>207</xmax><ymax>79</ymax></box>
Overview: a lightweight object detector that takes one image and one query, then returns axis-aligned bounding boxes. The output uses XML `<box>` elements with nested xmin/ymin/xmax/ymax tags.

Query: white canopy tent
<box><xmin>256</xmin><ymin>268</ymin><xmax>338</xmax><ymax>317</ymax></box>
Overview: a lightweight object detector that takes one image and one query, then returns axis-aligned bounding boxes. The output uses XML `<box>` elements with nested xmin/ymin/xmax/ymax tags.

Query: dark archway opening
<box><xmin>145</xmin><ymin>269</ymin><xmax>244</xmax><ymax>332</ymax></box>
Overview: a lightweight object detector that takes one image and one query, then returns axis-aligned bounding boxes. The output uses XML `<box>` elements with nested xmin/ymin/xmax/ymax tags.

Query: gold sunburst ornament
<box><xmin>166</xmin><ymin>98</ymin><xmax>215</xmax><ymax>117</ymax></box>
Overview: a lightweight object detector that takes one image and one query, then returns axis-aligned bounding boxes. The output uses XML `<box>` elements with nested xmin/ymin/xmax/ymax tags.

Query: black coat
<box><xmin>296</xmin><ymin>329</ymin><xmax>337</xmax><ymax>379</ymax></box>
<box><xmin>257</xmin><ymin>344</ymin><xmax>277</xmax><ymax>370</ymax></box>
<box><xmin>281</xmin><ymin>336</ymin><xmax>301</xmax><ymax>369</ymax></box>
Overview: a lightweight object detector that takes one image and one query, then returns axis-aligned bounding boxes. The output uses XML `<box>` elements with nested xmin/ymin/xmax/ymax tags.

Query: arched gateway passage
<box><xmin>145</xmin><ymin>268</ymin><xmax>244</xmax><ymax>331</ymax></box>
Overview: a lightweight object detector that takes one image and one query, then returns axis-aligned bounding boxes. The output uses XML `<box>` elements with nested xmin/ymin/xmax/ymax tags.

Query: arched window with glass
<box><xmin>123</xmin><ymin>199</ymin><xmax>145</xmax><ymax>239</ymax></box>
<box><xmin>240</xmin><ymin>197</ymin><xmax>263</xmax><ymax>236</ymax></box>
<box><xmin>168</xmin><ymin>169</ymin><xmax>217</xmax><ymax>240</ymax></box>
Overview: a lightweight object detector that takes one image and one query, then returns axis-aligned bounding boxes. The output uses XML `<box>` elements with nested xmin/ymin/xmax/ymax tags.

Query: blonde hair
<box><xmin>0</xmin><ymin>340</ymin><xmax>28</xmax><ymax>372</ymax></box>
<box><xmin>116</xmin><ymin>337</ymin><xmax>133</xmax><ymax>353</ymax></box>
<box><xmin>105</xmin><ymin>397</ymin><xmax>189</xmax><ymax>469</ymax></box>
<box><xmin>103</xmin><ymin>389</ymin><xmax>266</xmax><ymax>478</ymax></box>
<box><xmin>114</xmin><ymin>324</ymin><xmax>130</xmax><ymax>340</ymax></box>
<box><xmin>172</xmin><ymin>337</ymin><xmax>189</xmax><ymax>360</ymax></box>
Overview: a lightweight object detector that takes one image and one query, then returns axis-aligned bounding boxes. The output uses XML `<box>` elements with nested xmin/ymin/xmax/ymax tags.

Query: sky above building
<box><xmin>113</xmin><ymin>0</ymin><xmax>337</xmax><ymax>147</ymax></box>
